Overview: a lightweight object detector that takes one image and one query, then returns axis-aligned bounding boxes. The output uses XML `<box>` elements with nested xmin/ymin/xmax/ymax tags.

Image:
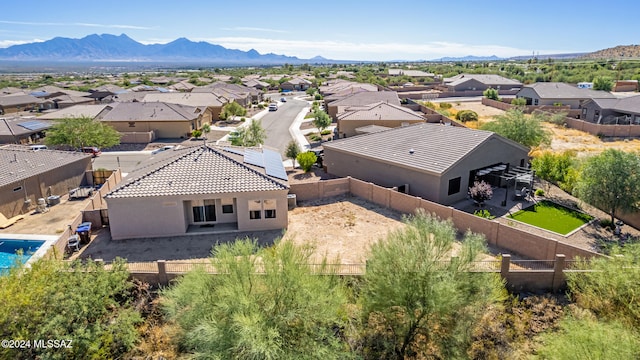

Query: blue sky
<box><xmin>0</xmin><ymin>0</ymin><xmax>637</xmax><ymax>61</ymax></box>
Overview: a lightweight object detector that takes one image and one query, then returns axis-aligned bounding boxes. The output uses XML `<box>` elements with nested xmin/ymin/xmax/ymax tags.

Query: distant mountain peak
<box><xmin>0</xmin><ymin>33</ymin><xmax>329</xmax><ymax>65</ymax></box>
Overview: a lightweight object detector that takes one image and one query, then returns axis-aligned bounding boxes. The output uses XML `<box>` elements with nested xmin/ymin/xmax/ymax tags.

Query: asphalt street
<box><xmin>260</xmin><ymin>93</ymin><xmax>309</xmax><ymax>157</ymax></box>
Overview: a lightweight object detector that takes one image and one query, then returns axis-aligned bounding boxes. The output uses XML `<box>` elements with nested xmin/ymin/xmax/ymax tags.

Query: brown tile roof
<box><xmin>337</xmin><ymin>102</ymin><xmax>425</xmax><ymax>121</ymax></box>
<box><xmin>38</xmin><ymin>104</ymin><xmax>109</xmax><ymax>120</ymax></box>
<box><xmin>323</xmin><ymin>123</ymin><xmax>527</xmax><ymax>175</ymax></box>
<box><xmin>106</xmin><ymin>145</ymin><xmax>288</xmax><ymax>198</ymax></box>
<box><xmin>0</xmin><ymin>145</ymin><xmax>90</xmax><ymax>187</ymax></box>
<box><xmin>444</xmin><ymin>74</ymin><xmax>522</xmax><ymax>87</ymax></box>
<box><xmin>95</xmin><ymin>102</ymin><xmax>199</xmax><ymax>122</ymax></box>
<box><xmin>522</xmin><ymin>82</ymin><xmax>616</xmax><ymax>99</ymax></box>
<box><xmin>0</xmin><ymin>94</ymin><xmax>44</xmax><ymax>107</ymax></box>
<box><xmin>328</xmin><ymin>90</ymin><xmax>400</xmax><ymax>107</ymax></box>
<box><xmin>142</xmin><ymin>92</ymin><xmax>225</xmax><ymax>107</ymax></box>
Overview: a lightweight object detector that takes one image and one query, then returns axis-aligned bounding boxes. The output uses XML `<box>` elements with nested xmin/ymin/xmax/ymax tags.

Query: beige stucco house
<box><xmin>105</xmin><ymin>145</ymin><xmax>289</xmax><ymax>240</ymax></box>
<box><xmin>515</xmin><ymin>82</ymin><xmax>615</xmax><ymax>108</ymax></box>
<box><xmin>0</xmin><ymin>145</ymin><xmax>91</xmax><ymax>218</ymax></box>
<box><xmin>323</xmin><ymin>123</ymin><xmax>530</xmax><ymax>205</ymax></box>
<box><xmin>336</xmin><ymin>101</ymin><xmax>426</xmax><ymax>138</ymax></box>
<box><xmin>95</xmin><ymin>101</ymin><xmax>211</xmax><ymax>139</ymax></box>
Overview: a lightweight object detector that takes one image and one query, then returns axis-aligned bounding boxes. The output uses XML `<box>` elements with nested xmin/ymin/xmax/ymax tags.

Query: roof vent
<box><xmin>409</xmin><ymin>148</ymin><xmax>415</xmax><ymax>154</ymax></box>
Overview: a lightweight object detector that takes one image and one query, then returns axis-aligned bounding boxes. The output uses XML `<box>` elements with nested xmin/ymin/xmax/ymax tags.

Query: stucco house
<box><xmin>443</xmin><ymin>74</ymin><xmax>522</xmax><ymax>92</ymax></box>
<box><xmin>141</xmin><ymin>92</ymin><xmax>226</xmax><ymax>120</ymax></box>
<box><xmin>280</xmin><ymin>77</ymin><xmax>312</xmax><ymax>91</ymax></box>
<box><xmin>0</xmin><ymin>94</ymin><xmax>50</xmax><ymax>114</ymax></box>
<box><xmin>326</xmin><ymin>90</ymin><xmax>401</xmax><ymax>120</ymax></box>
<box><xmin>105</xmin><ymin>145</ymin><xmax>289</xmax><ymax>240</ymax></box>
<box><xmin>0</xmin><ymin>117</ymin><xmax>52</xmax><ymax>144</ymax></box>
<box><xmin>0</xmin><ymin>145</ymin><xmax>91</xmax><ymax>218</ymax></box>
<box><xmin>323</xmin><ymin>123</ymin><xmax>529</xmax><ymax>205</ymax></box>
<box><xmin>95</xmin><ymin>101</ymin><xmax>211</xmax><ymax>139</ymax></box>
<box><xmin>580</xmin><ymin>95</ymin><xmax>640</xmax><ymax>125</ymax></box>
<box><xmin>515</xmin><ymin>82</ymin><xmax>615</xmax><ymax>108</ymax></box>
<box><xmin>336</xmin><ymin>101</ymin><xmax>425</xmax><ymax>138</ymax></box>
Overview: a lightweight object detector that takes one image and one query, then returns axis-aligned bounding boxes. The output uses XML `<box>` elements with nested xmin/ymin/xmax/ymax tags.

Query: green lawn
<box><xmin>507</xmin><ymin>200</ymin><xmax>593</xmax><ymax>235</ymax></box>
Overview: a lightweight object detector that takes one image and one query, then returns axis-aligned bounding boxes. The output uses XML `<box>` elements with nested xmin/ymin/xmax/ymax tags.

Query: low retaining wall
<box><xmin>292</xmin><ymin>176</ymin><xmax>601</xmax><ymax>262</ymax></box>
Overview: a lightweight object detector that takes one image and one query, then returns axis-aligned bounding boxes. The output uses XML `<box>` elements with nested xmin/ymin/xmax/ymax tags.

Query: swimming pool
<box><xmin>0</xmin><ymin>235</ymin><xmax>58</xmax><ymax>272</ymax></box>
<box><xmin>0</xmin><ymin>240</ymin><xmax>45</xmax><ymax>269</ymax></box>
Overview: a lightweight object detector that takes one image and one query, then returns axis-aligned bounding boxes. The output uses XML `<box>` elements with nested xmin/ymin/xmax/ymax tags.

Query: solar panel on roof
<box><xmin>263</xmin><ymin>149</ymin><xmax>288</xmax><ymax>181</ymax></box>
<box><xmin>17</xmin><ymin>120</ymin><xmax>50</xmax><ymax>131</ymax></box>
<box><xmin>244</xmin><ymin>149</ymin><xmax>265</xmax><ymax>168</ymax></box>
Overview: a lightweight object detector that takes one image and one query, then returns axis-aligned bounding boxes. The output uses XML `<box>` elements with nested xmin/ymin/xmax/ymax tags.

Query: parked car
<box><xmin>81</xmin><ymin>146</ymin><xmax>101</xmax><ymax>157</ymax></box>
<box><xmin>152</xmin><ymin>145</ymin><xmax>176</xmax><ymax>154</ymax></box>
<box><xmin>268</xmin><ymin>103</ymin><xmax>278</xmax><ymax>111</ymax></box>
<box><xmin>280</xmin><ymin>97</ymin><xmax>287</xmax><ymax>102</ymax></box>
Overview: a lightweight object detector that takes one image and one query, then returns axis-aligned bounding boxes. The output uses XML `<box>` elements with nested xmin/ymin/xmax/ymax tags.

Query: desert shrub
<box><xmin>535</xmin><ymin>188</ymin><xmax>545</xmax><ymax>197</ymax></box>
<box><xmin>314</xmin><ymin>93</ymin><xmax>323</xmax><ymax>100</ymax></box>
<box><xmin>599</xmin><ymin>218</ymin><xmax>613</xmax><ymax>230</ymax></box>
<box><xmin>257</xmin><ymin>103</ymin><xmax>264</xmax><ymax>109</ymax></box>
<box><xmin>297</xmin><ymin>151</ymin><xmax>318</xmax><ymax>172</ymax></box>
<box><xmin>320</xmin><ymin>129</ymin><xmax>332</xmax><ymax>135</ymax></box>
<box><xmin>424</xmin><ymin>101</ymin><xmax>436</xmax><ymax>109</ymax></box>
<box><xmin>511</xmin><ymin>98</ymin><xmax>527</xmax><ymax>106</ymax></box>
<box><xmin>309</xmin><ymin>134</ymin><xmax>322</xmax><ymax>141</ymax></box>
<box><xmin>455</xmin><ymin>110</ymin><xmax>479</xmax><ymax>122</ymax></box>
<box><xmin>483</xmin><ymin>87</ymin><xmax>500</xmax><ymax>100</ymax></box>
<box><xmin>473</xmin><ymin>209</ymin><xmax>495</xmax><ymax>219</ymax></box>
<box><xmin>191</xmin><ymin>129</ymin><xmax>202</xmax><ymax>138</ymax></box>
<box><xmin>439</xmin><ymin>102</ymin><xmax>452</xmax><ymax>109</ymax></box>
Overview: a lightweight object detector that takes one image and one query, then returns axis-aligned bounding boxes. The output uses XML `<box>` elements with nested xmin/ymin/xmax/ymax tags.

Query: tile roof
<box><xmin>0</xmin><ymin>117</ymin><xmax>53</xmax><ymax>137</ymax></box>
<box><xmin>95</xmin><ymin>102</ymin><xmax>199</xmax><ymax>122</ymax></box>
<box><xmin>591</xmin><ymin>95</ymin><xmax>640</xmax><ymax>114</ymax></box>
<box><xmin>328</xmin><ymin>91</ymin><xmax>400</xmax><ymax>107</ymax></box>
<box><xmin>338</xmin><ymin>101</ymin><xmax>425</xmax><ymax>121</ymax></box>
<box><xmin>323</xmin><ymin>123</ymin><xmax>525</xmax><ymax>175</ymax></box>
<box><xmin>0</xmin><ymin>94</ymin><xmax>44</xmax><ymax>107</ymax></box>
<box><xmin>354</xmin><ymin>124</ymin><xmax>392</xmax><ymax>134</ymax></box>
<box><xmin>0</xmin><ymin>145</ymin><xmax>90</xmax><ymax>187</ymax></box>
<box><xmin>31</xmin><ymin>85</ymin><xmax>90</xmax><ymax>97</ymax></box>
<box><xmin>142</xmin><ymin>92</ymin><xmax>225</xmax><ymax>107</ymax></box>
<box><xmin>523</xmin><ymin>82</ymin><xmax>616</xmax><ymax>99</ymax></box>
<box><xmin>38</xmin><ymin>104</ymin><xmax>109</xmax><ymax>120</ymax></box>
<box><xmin>444</xmin><ymin>74</ymin><xmax>522</xmax><ymax>87</ymax></box>
<box><xmin>106</xmin><ymin>145</ymin><xmax>288</xmax><ymax>198</ymax></box>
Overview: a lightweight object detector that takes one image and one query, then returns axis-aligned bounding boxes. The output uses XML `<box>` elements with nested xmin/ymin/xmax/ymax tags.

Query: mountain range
<box><xmin>0</xmin><ymin>33</ymin><xmax>328</xmax><ymax>65</ymax></box>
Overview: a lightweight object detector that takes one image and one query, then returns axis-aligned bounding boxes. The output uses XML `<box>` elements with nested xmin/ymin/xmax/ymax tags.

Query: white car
<box><xmin>268</xmin><ymin>103</ymin><xmax>278</xmax><ymax>111</ymax></box>
<box><xmin>152</xmin><ymin>145</ymin><xmax>176</xmax><ymax>154</ymax></box>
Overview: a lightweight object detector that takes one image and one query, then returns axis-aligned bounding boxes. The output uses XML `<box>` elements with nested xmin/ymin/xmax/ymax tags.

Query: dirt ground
<box><xmin>282</xmin><ymin>196</ymin><xmax>405</xmax><ymax>263</ymax></box>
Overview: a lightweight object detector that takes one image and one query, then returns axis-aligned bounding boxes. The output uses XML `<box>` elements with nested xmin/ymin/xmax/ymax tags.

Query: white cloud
<box><xmin>0</xmin><ymin>20</ymin><xmax>153</xmax><ymax>30</ymax></box>
<box><xmin>0</xmin><ymin>39</ymin><xmax>44</xmax><ymax>48</ymax></box>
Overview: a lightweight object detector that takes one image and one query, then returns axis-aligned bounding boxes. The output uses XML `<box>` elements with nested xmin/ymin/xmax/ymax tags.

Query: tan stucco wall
<box><xmin>106</xmin><ymin>189</ymin><xmax>288</xmax><ymax>240</ymax></box>
<box><xmin>0</xmin><ymin>156</ymin><xmax>92</xmax><ymax>217</ymax></box>
<box><xmin>105</xmin><ymin>120</ymin><xmax>195</xmax><ymax>139</ymax></box>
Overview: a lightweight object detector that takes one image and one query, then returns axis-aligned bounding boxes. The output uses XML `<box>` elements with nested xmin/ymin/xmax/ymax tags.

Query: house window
<box><xmin>448</xmin><ymin>177</ymin><xmax>461</xmax><ymax>196</ymax></box>
<box><xmin>249</xmin><ymin>200</ymin><xmax>262</xmax><ymax>220</ymax></box>
<box><xmin>192</xmin><ymin>199</ymin><xmax>216</xmax><ymax>223</ymax></box>
<box><xmin>128</xmin><ymin>122</ymin><xmax>136</xmax><ymax>127</ymax></box>
<box><xmin>221</xmin><ymin>198</ymin><xmax>234</xmax><ymax>214</ymax></box>
<box><xmin>13</xmin><ymin>186</ymin><xmax>22</xmax><ymax>192</ymax></box>
<box><xmin>533</xmin><ymin>99</ymin><xmax>539</xmax><ymax>105</ymax></box>
<box><xmin>264</xmin><ymin>199</ymin><xmax>277</xmax><ymax>219</ymax></box>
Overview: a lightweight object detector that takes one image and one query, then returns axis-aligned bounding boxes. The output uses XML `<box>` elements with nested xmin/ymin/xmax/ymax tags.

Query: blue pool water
<box><xmin>0</xmin><ymin>240</ymin><xmax>45</xmax><ymax>270</ymax></box>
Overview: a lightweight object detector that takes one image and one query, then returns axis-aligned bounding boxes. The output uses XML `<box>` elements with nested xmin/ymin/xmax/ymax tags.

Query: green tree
<box><xmin>531</xmin><ymin>150</ymin><xmax>578</xmax><ymax>192</ymax></box>
<box><xmin>220</xmin><ymin>100</ymin><xmax>247</xmax><ymax>120</ymax></box>
<box><xmin>0</xmin><ymin>259</ymin><xmax>142</xmax><ymax>359</ymax></box>
<box><xmin>481</xmin><ymin>109</ymin><xmax>551</xmax><ymax>148</ymax></box>
<box><xmin>161</xmin><ymin>239</ymin><xmax>350</xmax><ymax>359</ymax></box>
<box><xmin>229</xmin><ymin>120</ymin><xmax>266</xmax><ymax>147</ymax></box>
<box><xmin>483</xmin><ymin>87</ymin><xmax>500</xmax><ymax>100</ymax></box>
<box><xmin>296</xmin><ymin>151</ymin><xmax>317</xmax><ymax>172</ymax></box>
<box><xmin>45</xmin><ymin>116</ymin><xmax>121</xmax><ymax>149</ymax></box>
<box><xmin>593</xmin><ymin>76</ymin><xmax>614</xmax><ymax>91</ymax></box>
<box><xmin>574</xmin><ymin>149</ymin><xmax>640</xmax><ymax>224</ymax></box>
<box><xmin>285</xmin><ymin>140</ymin><xmax>300</xmax><ymax>168</ymax></box>
<box><xmin>361</xmin><ymin>210</ymin><xmax>505</xmax><ymax>359</ymax></box>
<box><xmin>312</xmin><ymin>109</ymin><xmax>332</xmax><ymax>135</ymax></box>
